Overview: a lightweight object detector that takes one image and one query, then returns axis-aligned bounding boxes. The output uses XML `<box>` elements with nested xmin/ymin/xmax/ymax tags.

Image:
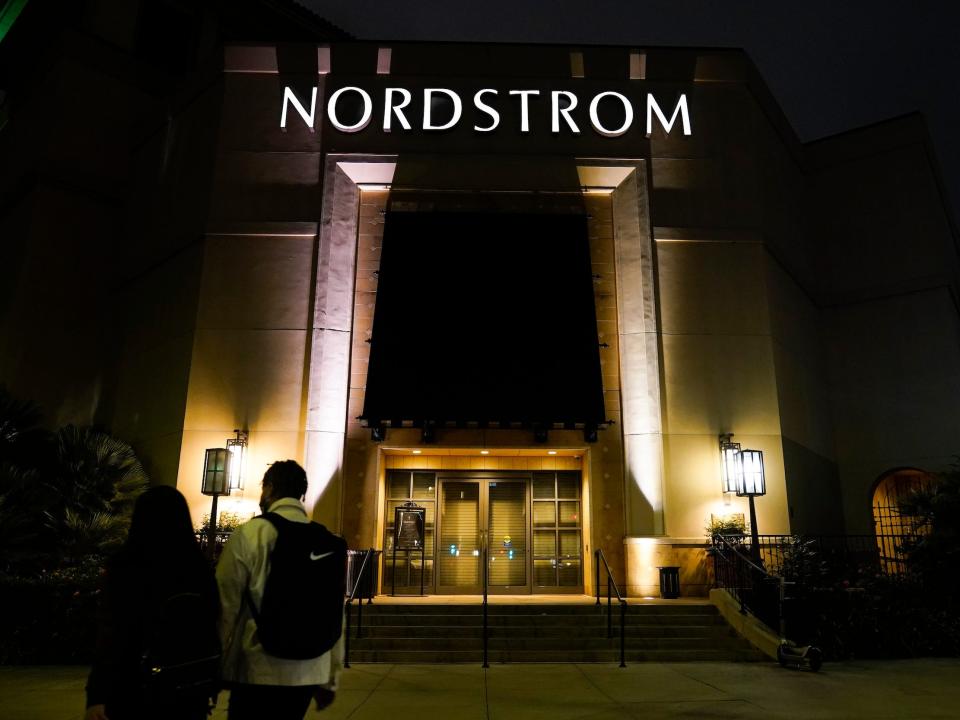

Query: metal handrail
<box><xmin>344</xmin><ymin>548</ymin><xmax>375</xmax><ymax>669</ymax></box>
<box><xmin>594</xmin><ymin>548</ymin><xmax>626</xmax><ymax>668</ymax></box>
<box><xmin>481</xmin><ymin>529</ymin><xmax>489</xmax><ymax>668</ymax></box>
<box><xmin>711</xmin><ymin>534</ymin><xmax>787</xmax><ymax>638</ymax></box>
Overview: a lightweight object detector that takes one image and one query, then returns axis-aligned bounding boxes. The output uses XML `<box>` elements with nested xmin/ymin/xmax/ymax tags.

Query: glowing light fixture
<box><xmin>736</xmin><ymin>449</ymin><xmax>766</xmax><ymax>498</ymax></box>
<box><xmin>718</xmin><ymin>434</ymin><xmax>741</xmax><ymax>494</ymax></box>
<box><xmin>201</xmin><ymin>430</ymin><xmax>249</xmax><ymax>560</ymax></box>
<box><xmin>412</xmin><ymin>449</ymin><xmax>422</xmax><ymax>455</ymax></box>
<box><xmin>226</xmin><ymin>429</ymin><xmax>248</xmax><ymax>492</ymax></box>
<box><xmin>201</xmin><ymin>448</ymin><xmax>230</xmax><ymax>497</ymax></box>
<box><xmin>547</xmin><ymin>450</ymin><xmax>558</xmax><ymax>455</ymax></box>
<box><xmin>480</xmin><ymin>450</ymin><xmax>489</xmax><ymax>455</ymax></box>
<box><xmin>734</xmin><ymin>446</ymin><xmax>766</xmax><ymax>565</ymax></box>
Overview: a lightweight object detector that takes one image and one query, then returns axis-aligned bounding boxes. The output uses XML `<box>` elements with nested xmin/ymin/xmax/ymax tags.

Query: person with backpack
<box><xmin>85</xmin><ymin>485</ymin><xmax>221</xmax><ymax>720</ymax></box>
<box><xmin>216</xmin><ymin>460</ymin><xmax>347</xmax><ymax>720</ymax></box>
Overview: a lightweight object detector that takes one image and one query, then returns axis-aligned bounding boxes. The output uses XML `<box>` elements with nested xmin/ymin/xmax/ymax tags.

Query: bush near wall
<box><xmin>0</xmin><ymin>387</ymin><xmax>148</xmax><ymax>665</ymax></box>
<box><xmin>786</xmin><ymin>572</ymin><xmax>960</xmax><ymax>660</ymax></box>
<box><xmin>0</xmin><ymin>560</ymin><xmax>101</xmax><ymax>664</ymax></box>
<box><xmin>783</xmin><ymin>470</ymin><xmax>960</xmax><ymax>660</ymax></box>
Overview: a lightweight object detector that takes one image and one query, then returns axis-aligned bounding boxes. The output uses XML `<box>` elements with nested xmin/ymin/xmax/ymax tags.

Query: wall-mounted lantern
<box><xmin>718</xmin><ymin>433</ymin><xmax>741</xmax><ymax>494</ymax></box>
<box><xmin>226</xmin><ymin>429</ymin><xmax>249</xmax><ymax>492</ymax></box>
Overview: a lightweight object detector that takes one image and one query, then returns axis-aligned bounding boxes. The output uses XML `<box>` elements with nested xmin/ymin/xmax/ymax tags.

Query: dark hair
<box><xmin>263</xmin><ymin>460</ymin><xmax>308</xmax><ymax>500</ymax></box>
<box><xmin>113</xmin><ymin>485</ymin><xmax>202</xmax><ymax>567</ymax></box>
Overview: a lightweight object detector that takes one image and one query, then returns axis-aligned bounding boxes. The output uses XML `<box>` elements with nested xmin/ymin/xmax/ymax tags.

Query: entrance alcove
<box><xmin>303</xmin><ymin>154</ymin><xmax>664</xmax><ymax>596</ymax></box>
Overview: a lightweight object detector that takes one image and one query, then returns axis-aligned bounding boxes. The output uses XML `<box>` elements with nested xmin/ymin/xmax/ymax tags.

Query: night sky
<box><xmin>304</xmin><ymin>0</ymin><xmax>960</xmax><ymax>224</ymax></box>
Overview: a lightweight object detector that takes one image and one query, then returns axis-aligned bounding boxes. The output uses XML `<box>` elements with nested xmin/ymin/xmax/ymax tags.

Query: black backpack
<box><xmin>141</xmin><ymin>589</ymin><xmax>221</xmax><ymax>703</ymax></box>
<box><xmin>246</xmin><ymin>513</ymin><xmax>348</xmax><ymax>660</ymax></box>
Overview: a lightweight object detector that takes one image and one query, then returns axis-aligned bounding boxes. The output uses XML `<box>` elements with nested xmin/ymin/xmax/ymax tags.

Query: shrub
<box><xmin>0</xmin><ymin>388</ymin><xmax>149</xmax><ymax>663</ymax></box>
<box><xmin>0</xmin><ymin>558</ymin><xmax>101</xmax><ymax>664</ymax></box>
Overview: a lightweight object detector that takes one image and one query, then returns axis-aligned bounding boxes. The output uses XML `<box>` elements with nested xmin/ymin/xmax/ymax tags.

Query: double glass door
<box><xmin>383</xmin><ymin>470</ymin><xmax>583</xmax><ymax>595</ymax></box>
<box><xmin>436</xmin><ymin>478</ymin><xmax>529</xmax><ymax>594</ymax></box>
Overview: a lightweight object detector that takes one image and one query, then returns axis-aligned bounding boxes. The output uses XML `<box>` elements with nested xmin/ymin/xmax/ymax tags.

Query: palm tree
<box><xmin>47</xmin><ymin>425</ymin><xmax>148</xmax><ymax>517</ymax></box>
<box><xmin>43</xmin><ymin>426</ymin><xmax>149</xmax><ymax>560</ymax></box>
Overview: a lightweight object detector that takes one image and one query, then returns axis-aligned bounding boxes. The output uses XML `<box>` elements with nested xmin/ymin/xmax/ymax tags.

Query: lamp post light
<box><xmin>735</xmin><ymin>448</ymin><xmax>766</xmax><ymax>565</ymax></box>
<box><xmin>201</xmin><ymin>430</ymin><xmax>248</xmax><ymax>560</ymax></box>
<box><xmin>201</xmin><ymin>447</ymin><xmax>230</xmax><ymax>559</ymax></box>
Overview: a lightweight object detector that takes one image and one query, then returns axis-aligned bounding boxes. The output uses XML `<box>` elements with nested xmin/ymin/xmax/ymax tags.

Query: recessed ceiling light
<box><xmin>547</xmin><ymin>450</ymin><xmax>557</xmax><ymax>455</ymax></box>
<box><xmin>412</xmin><ymin>449</ymin><xmax>422</xmax><ymax>455</ymax></box>
<box><xmin>480</xmin><ymin>450</ymin><xmax>489</xmax><ymax>455</ymax></box>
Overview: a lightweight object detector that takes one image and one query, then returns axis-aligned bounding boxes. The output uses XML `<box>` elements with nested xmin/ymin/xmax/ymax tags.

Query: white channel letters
<box><xmin>280</xmin><ymin>86</ymin><xmax>692</xmax><ymax>137</ymax></box>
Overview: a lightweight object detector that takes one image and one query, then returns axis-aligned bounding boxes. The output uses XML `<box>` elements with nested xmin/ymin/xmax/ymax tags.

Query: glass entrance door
<box><xmin>436</xmin><ymin>477</ymin><xmax>531</xmax><ymax>594</ymax></box>
<box><xmin>487</xmin><ymin>480</ymin><xmax>528</xmax><ymax>593</ymax></box>
<box><xmin>436</xmin><ymin>481</ymin><xmax>482</xmax><ymax>593</ymax></box>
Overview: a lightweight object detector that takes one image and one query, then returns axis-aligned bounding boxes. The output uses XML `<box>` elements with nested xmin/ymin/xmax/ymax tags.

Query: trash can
<box><xmin>657</xmin><ymin>566</ymin><xmax>681</xmax><ymax>599</ymax></box>
<box><xmin>347</xmin><ymin>549</ymin><xmax>381</xmax><ymax>600</ymax></box>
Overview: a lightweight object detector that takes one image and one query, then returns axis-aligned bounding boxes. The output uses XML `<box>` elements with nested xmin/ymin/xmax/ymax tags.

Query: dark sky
<box><xmin>303</xmin><ymin>0</ymin><xmax>960</xmax><ymax>224</ymax></box>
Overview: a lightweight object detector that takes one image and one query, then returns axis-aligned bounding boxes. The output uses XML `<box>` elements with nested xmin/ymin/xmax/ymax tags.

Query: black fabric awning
<box><xmin>360</xmin><ymin>210</ymin><xmax>605</xmax><ymax>428</ymax></box>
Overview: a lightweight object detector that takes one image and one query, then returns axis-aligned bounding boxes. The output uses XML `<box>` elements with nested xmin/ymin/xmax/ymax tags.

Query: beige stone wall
<box><xmin>655</xmin><ymin>237</ymin><xmax>791</xmax><ymax>543</ymax></box>
<box><xmin>175</xmin><ymin>226</ymin><xmax>316</xmax><ymax>527</ymax></box>
<box><xmin>172</xmin><ymin>69</ymin><xmax>325</xmax><ymax>525</ymax></box>
<box><xmin>624</xmin><ymin>539</ymin><xmax>714</xmax><ymax>597</ymax></box>
<box><xmin>806</xmin><ymin>120</ymin><xmax>960</xmax><ymax>533</ymax></box>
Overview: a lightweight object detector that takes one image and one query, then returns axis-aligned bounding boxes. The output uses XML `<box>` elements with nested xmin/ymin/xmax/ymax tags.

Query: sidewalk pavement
<box><xmin>2</xmin><ymin>659</ymin><xmax>958</xmax><ymax>720</ymax></box>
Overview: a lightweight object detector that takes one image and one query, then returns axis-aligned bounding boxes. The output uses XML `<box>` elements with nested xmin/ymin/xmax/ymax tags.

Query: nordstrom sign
<box><xmin>280</xmin><ymin>86</ymin><xmax>692</xmax><ymax>137</ymax></box>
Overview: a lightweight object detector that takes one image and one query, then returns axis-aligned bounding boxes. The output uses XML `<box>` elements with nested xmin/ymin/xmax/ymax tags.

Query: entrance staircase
<box><xmin>346</xmin><ymin>602</ymin><xmax>765</xmax><ymax>663</ymax></box>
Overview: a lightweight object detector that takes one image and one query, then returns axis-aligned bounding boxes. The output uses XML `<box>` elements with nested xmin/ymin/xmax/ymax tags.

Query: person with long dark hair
<box><xmin>85</xmin><ymin>485</ymin><xmax>221</xmax><ymax>720</ymax></box>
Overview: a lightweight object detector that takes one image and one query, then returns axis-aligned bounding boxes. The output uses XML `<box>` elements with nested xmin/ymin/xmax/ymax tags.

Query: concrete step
<box><xmin>343</xmin><ymin>601</ymin><xmax>763</xmax><ymax>663</ymax></box>
<box><xmin>350</xmin><ymin>636</ymin><xmax>748</xmax><ymax>652</ymax></box>
<box><xmin>342</xmin><ymin>602</ymin><xmax>764</xmax><ymax>663</ymax></box>
<box><xmin>353</xmin><ymin>613</ymin><xmax>728</xmax><ymax>627</ymax></box>
<box><xmin>352</xmin><ymin>603</ymin><xmax>719</xmax><ymax>616</ymax></box>
<box><xmin>353</xmin><ymin>624</ymin><xmax>735</xmax><ymax>639</ymax></box>
<box><xmin>347</xmin><ymin>648</ymin><xmax>765</xmax><ymax>663</ymax></box>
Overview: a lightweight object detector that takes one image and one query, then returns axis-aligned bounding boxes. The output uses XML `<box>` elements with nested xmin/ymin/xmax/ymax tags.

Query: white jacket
<box><xmin>216</xmin><ymin>497</ymin><xmax>344</xmax><ymax>687</ymax></box>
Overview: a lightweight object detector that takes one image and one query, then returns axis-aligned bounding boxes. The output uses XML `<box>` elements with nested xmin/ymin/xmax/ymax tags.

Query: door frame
<box><xmin>435</xmin><ymin>473</ymin><xmax>533</xmax><ymax>595</ymax></box>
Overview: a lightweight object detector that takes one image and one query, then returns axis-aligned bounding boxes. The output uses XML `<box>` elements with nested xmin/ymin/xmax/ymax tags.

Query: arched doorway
<box><xmin>871</xmin><ymin>468</ymin><xmax>934</xmax><ymax>573</ymax></box>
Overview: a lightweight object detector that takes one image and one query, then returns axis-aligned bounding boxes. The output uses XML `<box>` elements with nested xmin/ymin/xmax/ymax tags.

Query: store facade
<box><xmin>112</xmin><ymin>41</ymin><xmax>960</xmax><ymax>597</ymax></box>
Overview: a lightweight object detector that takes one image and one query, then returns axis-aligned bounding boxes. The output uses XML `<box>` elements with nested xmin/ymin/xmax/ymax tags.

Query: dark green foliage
<box><xmin>786</xmin><ymin>571</ymin><xmax>960</xmax><ymax>659</ymax></box>
<box><xmin>0</xmin><ymin>462</ymin><xmax>44</xmax><ymax>566</ymax></box>
<box><xmin>781</xmin><ymin>469</ymin><xmax>960</xmax><ymax>659</ymax></box>
<box><xmin>43</xmin><ymin>425</ymin><xmax>149</xmax><ymax>561</ymax></box>
<box><xmin>0</xmin><ymin>388</ymin><xmax>149</xmax><ymax>662</ymax></box>
<box><xmin>0</xmin><ymin>389</ymin><xmax>149</xmax><ymax>572</ymax></box>
<box><xmin>705</xmin><ymin>516</ymin><xmax>746</xmax><ymax>536</ymax></box>
<box><xmin>0</xmin><ymin>558</ymin><xmax>101</xmax><ymax>664</ymax></box>
<box><xmin>898</xmin><ymin>465</ymin><xmax>960</xmax><ymax>604</ymax></box>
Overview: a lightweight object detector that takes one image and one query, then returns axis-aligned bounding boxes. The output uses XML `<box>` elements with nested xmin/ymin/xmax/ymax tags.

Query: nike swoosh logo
<box><xmin>310</xmin><ymin>551</ymin><xmax>334</xmax><ymax>561</ymax></box>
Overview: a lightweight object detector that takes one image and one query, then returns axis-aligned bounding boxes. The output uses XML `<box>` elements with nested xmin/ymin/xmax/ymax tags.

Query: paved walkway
<box><xmin>2</xmin><ymin>659</ymin><xmax>958</xmax><ymax>720</ymax></box>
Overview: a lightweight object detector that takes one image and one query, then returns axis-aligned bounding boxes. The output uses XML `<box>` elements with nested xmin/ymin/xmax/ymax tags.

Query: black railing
<box><xmin>482</xmin><ymin>529</ymin><xmax>489</xmax><ymax>669</ymax></box>
<box><xmin>344</xmin><ymin>548</ymin><xmax>376</xmax><ymax>669</ymax></box>
<box><xmin>196</xmin><ymin>530</ymin><xmax>232</xmax><ymax>562</ymax></box>
<box><xmin>750</xmin><ymin>534</ymin><xmax>911</xmax><ymax>579</ymax></box>
<box><xmin>712</xmin><ymin>534</ymin><xmax>786</xmax><ymax>637</ymax></box>
<box><xmin>594</xmin><ymin>548</ymin><xmax>626</xmax><ymax>668</ymax></box>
